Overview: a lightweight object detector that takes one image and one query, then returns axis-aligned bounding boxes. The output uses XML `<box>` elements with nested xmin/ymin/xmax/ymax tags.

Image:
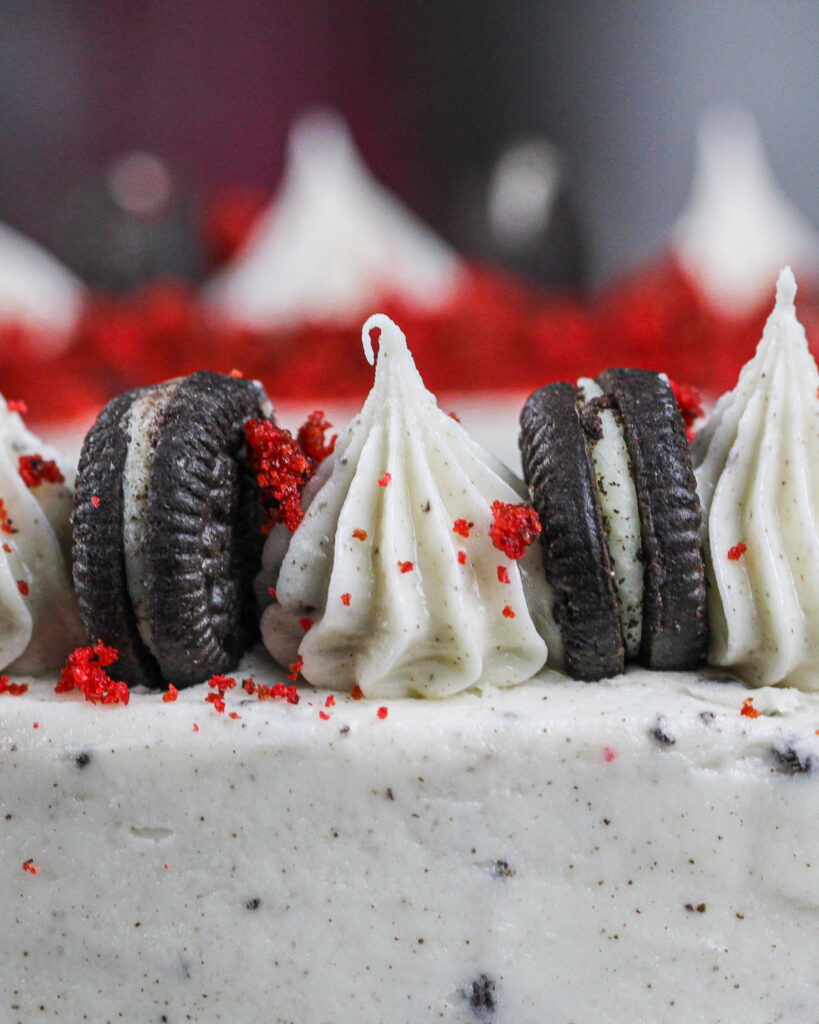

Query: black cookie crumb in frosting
<box><xmin>520</xmin><ymin>368</ymin><xmax>707</xmax><ymax>680</ymax></box>
<box><xmin>520</xmin><ymin>382</ymin><xmax>624</xmax><ymax>680</ymax></box>
<box><xmin>73</xmin><ymin>371</ymin><xmax>271</xmax><ymax>688</ymax></box>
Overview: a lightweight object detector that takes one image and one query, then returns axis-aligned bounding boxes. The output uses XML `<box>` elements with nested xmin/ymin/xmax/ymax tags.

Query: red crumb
<box><xmin>7</xmin><ymin>399</ymin><xmax>27</xmax><ymax>414</ymax></box>
<box><xmin>319</xmin><ymin>710</ymin><xmax>330</xmax><ymax>721</ymax></box>
<box><xmin>341</xmin><ymin>592</ymin><xmax>351</xmax><ymax>606</ymax></box>
<box><xmin>32</xmin><ymin>722</ymin><xmax>38</xmax><ymax>729</ymax></box>
<box><xmin>325</xmin><ymin>694</ymin><xmax>335</xmax><ymax>707</ymax></box>
<box><xmin>489</xmin><ymin>501</ymin><xmax>542</xmax><ymax>560</ymax></box>
<box><xmin>727</xmin><ymin>543</ymin><xmax>747</xmax><ymax>561</ymax></box>
<box><xmin>2</xmin><ymin>543</ymin><xmax>10</xmax><ymax>552</ymax></box>
<box><xmin>377</xmin><ymin>706</ymin><xmax>388</xmax><ymax>720</ymax></box>
<box><xmin>205</xmin><ymin>692</ymin><xmax>226</xmax><ymax>714</ymax></box>
<box><xmin>162</xmin><ymin>684</ymin><xmax>178</xmax><ymax>703</ymax></box>
<box><xmin>229</xmin><ymin>712</ymin><xmax>241</xmax><ymax>720</ymax></box>
<box><xmin>91</xmin><ymin>496</ymin><xmax>100</xmax><ymax>508</ymax></box>
<box><xmin>397</xmin><ymin>560</ymin><xmax>414</xmax><ymax>573</ymax></box>
<box><xmin>352</xmin><ymin>528</ymin><xmax>368</xmax><ymax>541</ymax></box>
<box><xmin>0</xmin><ymin>498</ymin><xmax>14</xmax><ymax>534</ymax></box>
<box><xmin>297</xmin><ymin>410</ymin><xmax>337</xmax><ymax>465</ymax></box>
<box><xmin>242</xmin><ymin>678</ymin><xmax>255</xmax><ymax>694</ymax></box>
<box><xmin>457</xmin><ymin>550</ymin><xmax>467</xmax><ymax>565</ymax></box>
<box><xmin>378</xmin><ymin>472</ymin><xmax>392</xmax><ymax>487</ymax></box>
<box><xmin>0</xmin><ymin>675</ymin><xmax>28</xmax><ymax>696</ymax></box>
<box><xmin>22</xmin><ymin>859</ymin><xmax>39</xmax><ymax>875</ymax></box>
<box><xmin>208</xmin><ymin>675</ymin><xmax>237</xmax><ymax>691</ymax></box>
<box><xmin>351</xmin><ymin>684</ymin><xmax>364</xmax><ymax>701</ymax></box>
<box><xmin>16</xmin><ymin>580</ymin><xmax>29</xmax><ymax>597</ymax></box>
<box><xmin>229</xmin><ymin>368</ymin><xmax>244</xmax><ymax>378</ymax></box>
<box><xmin>667</xmin><ymin>378</ymin><xmax>704</xmax><ymax>438</ymax></box>
<box><xmin>243</xmin><ymin>678</ymin><xmax>299</xmax><ymax>703</ymax></box>
<box><xmin>448</xmin><ymin>411</ymin><xmax>461</xmax><ymax>423</ymax></box>
<box><xmin>300</xmin><ymin>617</ymin><xmax>314</xmax><ymax>631</ymax></box>
<box><xmin>603</xmin><ymin>746</ymin><xmax>617</xmax><ymax>762</ymax></box>
<box><xmin>268</xmin><ymin>586</ymin><xmax>276</xmax><ymax>601</ymax></box>
<box><xmin>497</xmin><ymin>566</ymin><xmax>510</xmax><ymax>584</ymax></box>
<box><xmin>453</xmin><ymin>518</ymin><xmax>471</xmax><ymax>538</ymax></box>
<box><xmin>244</xmin><ymin>418</ymin><xmax>313</xmax><ymax>534</ymax></box>
<box><xmin>288</xmin><ymin>656</ymin><xmax>303</xmax><ymax>681</ymax></box>
<box><xmin>741</xmin><ymin>697</ymin><xmax>761</xmax><ymax>719</ymax></box>
<box><xmin>502</xmin><ymin>605</ymin><xmax>516</xmax><ymax>618</ymax></box>
<box><xmin>193</xmin><ymin>723</ymin><xmax>200</xmax><ymax>733</ymax></box>
<box><xmin>56</xmin><ymin>643</ymin><xmax>129</xmax><ymax>705</ymax></box>
<box><xmin>18</xmin><ymin>454</ymin><xmax>65</xmax><ymax>488</ymax></box>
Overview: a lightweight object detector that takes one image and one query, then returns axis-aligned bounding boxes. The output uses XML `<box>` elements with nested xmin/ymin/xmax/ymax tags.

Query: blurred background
<box><xmin>1</xmin><ymin>0</ymin><xmax>817</xmax><ymax>287</ymax></box>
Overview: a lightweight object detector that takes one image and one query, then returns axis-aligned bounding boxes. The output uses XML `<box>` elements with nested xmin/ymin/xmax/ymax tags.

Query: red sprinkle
<box><xmin>0</xmin><ymin>675</ymin><xmax>28</xmax><ymax>696</ymax></box>
<box><xmin>300</xmin><ymin>617</ymin><xmax>314</xmax><ymax>632</ymax></box>
<box><xmin>288</xmin><ymin>656</ymin><xmax>303</xmax><ymax>681</ymax></box>
<box><xmin>244</xmin><ymin>418</ymin><xmax>313</xmax><ymax>534</ymax></box>
<box><xmin>350</xmin><ymin>684</ymin><xmax>364</xmax><ymax>701</ymax></box>
<box><xmin>56</xmin><ymin>643</ymin><xmax>129</xmax><ymax>705</ymax></box>
<box><xmin>741</xmin><ymin>697</ymin><xmax>761</xmax><ymax>719</ymax></box>
<box><xmin>378</xmin><ymin>472</ymin><xmax>392</xmax><ymax>487</ymax></box>
<box><xmin>457</xmin><ymin>550</ymin><xmax>467</xmax><ymax>565</ymax></box>
<box><xmin>377</xmin><ymin>706</ymin><xmax>388</xmax><ymax>720</ymax></box>
<box><xmin>297</xmin><ymin>410</ymin><xmax>337</xmax><ymax>465</ymax></box>
<box><xmin>91</xmin><ymin>496</ymin><xmax>100</xmax><ymax>508</ymax></box>
<box><xmin>497</xmin><ymin>566</ymin><xmax>510</xmax><ymax>584</ymax></box>
<box><xmin>340</xmin><ymin>592</ymin><xmax>351</xmax><ymax>606</ymax></box>
<box><xmin>603</xmin><ymin>746</ymin><xmax>617</xmax><ymax>762</ymax></box>
<box><xmin>727</xmin><ymin>543</ymin><xmax>747</xmax><ymax>561</ymax></box>
<box><xmin>162</xmin><ymin>684</ymin><xmax>178</xmax><ymax>703</ymax></box>
<box><xmin>453</xmin><ymin>518</ymin><xmax>471</xmax><ymax>538</ymax></box>
<box><xmin>22</xmin><ymin>859</ymin><xmax>40</xmax><ymax>875</ymax></box>
<box><xmin>352</xmin><ymin>528</ymin><xmax>368</xmax><ymax>541</ymax></box>
<box><xmin>7</xmin><ymin>399</ymin><xmax>28</xmax><ymax>414</ymax></box>
<box><xmin>18</xmin><ymin>454</ymin><xmax>65</xmax><ymax>488</ymax></box>
<box><xmin>16</xmin><ymin>580</ymin><xmax>29</xmax><ymax>597</ymax></box>
<box><xmin>502</xmin><ymin>605</ymin><xmax>516</xmax><ymax>618</ymax></box>
<box><xmin>489</xmin><ymin>501</ymin><xmax>542</xmax><ymax>560</ymax></box>
<box><xmin>397</xmin><ymin>560</ymin><xmax>414</xmax><ymax>573</ymax></box>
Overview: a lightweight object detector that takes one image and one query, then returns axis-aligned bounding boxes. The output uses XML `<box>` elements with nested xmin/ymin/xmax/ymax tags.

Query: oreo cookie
<box><xmin>520</xmin><ymin>369</ymin><xmax>707</xmax><ymax>679</ymax></box>
<box><xmin>73</xmin><ymin>372</ymin><xmax>272</xmax><ymax>688</ymax></box>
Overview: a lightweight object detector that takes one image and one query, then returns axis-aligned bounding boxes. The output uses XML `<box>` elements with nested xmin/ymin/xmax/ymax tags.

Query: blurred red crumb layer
<box><xmin>2</xmin><ymin>256</ymin><xmax>818</xmax><ymax>425</ymax></box>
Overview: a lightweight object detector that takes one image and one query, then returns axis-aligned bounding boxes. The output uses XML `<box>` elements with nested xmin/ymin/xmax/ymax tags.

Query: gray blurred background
<box><xmin>0</xmin><ymin>0</ymin><xmax>816</xmax><ymax>288</ymax></box>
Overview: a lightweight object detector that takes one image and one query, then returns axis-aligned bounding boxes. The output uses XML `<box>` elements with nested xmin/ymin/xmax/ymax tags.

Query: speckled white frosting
<box><xmin>1</xmin><ymin>656</ymin><xmax>818</xmax><ymax>1024</ymax></box>
<box><xmin>694</xmin><ymin>268</ymin><xmax>819</xmax><ymax>689</ymax></box>
<box><xmin>0</xmin><ymin>396</ymin><xmax>83</xmax><ymax>673</ymax></box>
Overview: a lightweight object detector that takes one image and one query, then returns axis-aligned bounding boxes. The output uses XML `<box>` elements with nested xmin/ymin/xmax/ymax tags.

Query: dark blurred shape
<box><xmin>55</xmin><ymin>152</ymin><xmax>204</xmax><ymax>293</ymax></box>
<box><xmin>452</xmin><ymin>138</ymin><xmax>587</xmax><ymax>294</ymax></box>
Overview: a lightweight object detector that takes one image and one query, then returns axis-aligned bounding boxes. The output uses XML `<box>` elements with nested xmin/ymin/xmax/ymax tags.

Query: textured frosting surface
<box><xmin>694</xmin><ymin>268</ymin><xmax>819</xmax><ymax>688</ymax></box>
<box><xmin>2</xmin><ymin>657</ymin><xmax>819</xmax><ymax>1023</ymax></box>
<box><xmin>0</xmin><ymin>396</ymin><xmax>83</xmax><ymax>673</ymax></box>
<box><xmin>260</xmin><ymin>315</ymin><xmax>557</xmax><ymax>696</ymax></box>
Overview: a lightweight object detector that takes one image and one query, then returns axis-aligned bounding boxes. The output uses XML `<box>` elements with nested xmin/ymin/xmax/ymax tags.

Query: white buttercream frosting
<box><xmin>0</xmin><ymin>220</ymin><xmax>83</xmax><ymax>342</ymax></box>
<box><xmin>259</xmin><ymin>314</ymin><xmax>558</xmax><ymax>696</ymax></box>
<box><xmin>693</xmin><ymin>267</ymin><xmax>819</xmax><ymax>688</ymax></box>
<box><xmin>206</xmin><ymin>109</ymin><xmax>462</xmax><ymax>328</ymax></box>
<box><xmin>672</xmin><ymin>107</ymin><xmax>819</xmax><ymax>316</ymax></box>
<box><xmin>0</xmin><ymin>396</ymin><xmax>83</xmax><ymax>673</ymax></box>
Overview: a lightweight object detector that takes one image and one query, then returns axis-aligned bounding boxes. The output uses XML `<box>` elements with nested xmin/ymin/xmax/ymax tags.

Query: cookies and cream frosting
<box><xmin>0</xmin><ymin>395</ymin><xmax>83</xmax><ymax>673</ymax></box>
<box><xmin>693</xmin><ymin>267</ymin><xmax>819</xmax><ymax>689</ymax></box>
<box><xmin>260</xmin><ymin>314</ymin><xmax>559</xmax><ymax>697</ymax></box>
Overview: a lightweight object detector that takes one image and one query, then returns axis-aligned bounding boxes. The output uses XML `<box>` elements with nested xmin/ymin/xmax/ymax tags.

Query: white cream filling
<box><xmin>577</xmin><ymin>378</ymin><xmax>643</xmax><ymax>658</ymax></box>
<box><xmin>122</xmin><ymin>382</ymin><xmax>180</xmax><ymax>660</ymax></box>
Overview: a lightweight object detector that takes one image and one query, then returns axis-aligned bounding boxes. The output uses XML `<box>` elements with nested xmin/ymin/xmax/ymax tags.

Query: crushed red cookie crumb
<box><xmin>16</xmin><ymin>580</ymin><xmax>29</xmax><ymax>596</ymax></box>
<box><xmin>288</xmin><ymin>656</ymin><xmax>303</xmax><ymax>681</ymax></box>
<box><xmin>668</xmin><ymin>378</ymin><xmax>704</xmax><ymax>439</ymax></box>
<box><xmin>268</xmin><ymin>586</ymin><xmax>276</xmax><ymax>601</ymax></box>
<box><xmin>205</xmin><ymin>692</ymin><xmax>226</xmax><ymax>713</ymax></box>
<box><xmin>350</xmin><ymin>684</ymin><xmax>364</xmax><ymax>700</ymax></box>
<box><xmin>741</xmin><ymin>697</ymin><xmax>761</xmax><ymax>719</ymax></box>
<box><xmin>453</xmin><ymin>518</ymin><xmax>471</xmax><ymax>538</ymax></box>
<box><xmin>0</xmin><ymin>498</ymin><xmax>15</xmax><ymax>534</ymax></box>
<box><xmin>205</xmin><ymin>674</ymin><xmax>238</xmax><ymax>714</ymax></box>
<box><xmin>0</xmin><ymin>675</ymin><xmax>28</xmax><ymax>696</ymax></box>
<box><xmin>229</xmin><ymin>368</ymin><xmax>244</xmax><ymax>378</ymax></box>
<box><xmin>377</xmin><ymin>706</ymin><xmax>388</xmax><ymax>720</ymax></box>
<box><xmin>22</xmin><ymin>859</ymin><xmax>39</xmax><ymax>875</ymax></box>
<box><xmin>91</xmin><ymin>496</ymin><xmax>100</xmax><ymax>508</ymax></box>
<box><xmin>397</xmin><ymin>560</ymin><xmax>414</xmax><ymax>573</ymax></box>
<box><xmin>18</xmin><ymin>454</ymin><xmax>65</xmax><ymax>488</ymax></box>
<box><xmin>457</xmin><ymin>550</ymin><xmax>467</xmax><ymax>565</ymax></box>
<box><xmin>502</xmin><ymin>605</ymin><xmax>516</xmax><ymax>619</ymax></box>
<box><xmin>497</xmin><ymin>566</ymin><xmax>510</xmax><ymax>584</ymax></box>
<box><xmin>244</xmin><ymin>418</ymin><xmax>312</xmax><ymax>534</ymax></box>
<box><xmin>56</xmin><ymin>643</ymin><xmax>130</xmax><ymax>705</ymax></box>
<box><xmin>7</xmin><ymin>399</ymin><xmax>28</xmax><ymax>414</ymax></box>
<box><xmin>297</xmin><ymin>410</ymin><xmax>337</xmax><ymax>465</ymax></box>
<box><xmin>341</xmin><ymin>592</ymin><xmax>351</xmax><ymax>606</ymax></box>
<box><xmin>193</xmin><ymin>723</ymin><xmax>200</xmax><ymax>733</ymax></box>
<box><xmin>243</xmin><ymin>678</ymin><xmax>299</xmax><ymax>703</ymax></box>
<box><xmin>319</xmin><ymin>710</ymin><xmax>330</xmax><ymax>720</ymax></box>
<box><xmin>162</xmin><ymin>684</ymin><xmax>178</xmax><ymax>703</ymax></box>
<box><xmin>603</xmin><ymin>746</ymin><xmax>617</xmax><ymax>762</ymax></box>
<box><xmin>325</xmin><ymin>694</ymin><xmax>335</xmax><ymax>708</ymax></box>
<box><xmin>300</xmin><ymin>616</ymin><xmax>314</xmax><ymax>631</ymax></box>
<box><xmin>229</xmin><ymin>711</ymin><xmax>241</xmax><ymax>720</ymax></box>
<box><xmin>448</xmin><ymin>411</ymin><xmax>461</xmax><ymax>423</ymax></box>
<box><xmin>2</xmin><ymin>543</ymin><xmax>10</xmax><ymax>552</ymax></box>
<box><xmin>727</xmin><ymin>543</ymin><xmax>747</xmax><ymax>561</ymax></box>
<box><xmin>352</xmin><ymin>528</ymin><xmax>368</xmax><ymax>541</ymax></box>
<box><xmin>489</xmin><ymin>500</ymin><xmax>541</xmax><ymax>559</ymax></box>
<box><xmin>378</xmin><ymin>472</ymin><xmax>392</xmax><ymax>487</ymax></box>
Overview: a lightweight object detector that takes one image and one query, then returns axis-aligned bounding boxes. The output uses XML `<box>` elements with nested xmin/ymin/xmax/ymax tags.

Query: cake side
<box><xmin>2</xmin><ymin>657</ymin><xmax>818</xmax><ymax>1024</ymax></box>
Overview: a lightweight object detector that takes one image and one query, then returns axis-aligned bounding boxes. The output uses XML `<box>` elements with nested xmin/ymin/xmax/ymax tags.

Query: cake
<box><xmin>2</xmin><ymin>272</ymin><xmax>819</xmax><ymax>1023</ymax></box>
